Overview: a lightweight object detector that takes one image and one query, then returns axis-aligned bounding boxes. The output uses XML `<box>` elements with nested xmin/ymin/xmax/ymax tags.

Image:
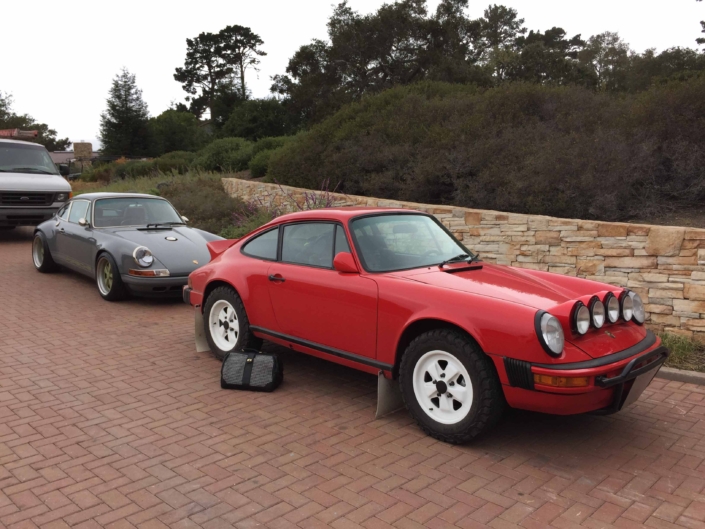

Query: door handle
<box><xmin>59</xmin><ymin>227</ymin><xmax>65</xmax><ymax>233</ymax></box>
<box><xmin>268</xmin><ymin>274</ymin><xmax>286</xmax><ymax>283</ymax></box>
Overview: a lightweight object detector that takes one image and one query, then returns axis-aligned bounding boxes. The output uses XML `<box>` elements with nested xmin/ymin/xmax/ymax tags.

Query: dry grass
<box><xmin>660</xmin><ymin>332</ymin><xmax>705</xmax><ymax>373</ymax></box>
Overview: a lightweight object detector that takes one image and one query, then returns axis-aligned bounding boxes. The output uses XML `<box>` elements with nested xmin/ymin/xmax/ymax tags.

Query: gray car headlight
<box><xmin>133</xmin><ymin>246</ymin><xmax>154</xmax><ymax>268</ymax></box>
<box><xmin>537</xmin><ymin>312</ymin><xmax>565</xmax><ymax>357</ymax></box>
<box><xmin>629</xmin><ymin>291</ymin><xmax>645</xmax><ymax>324</ymax></box>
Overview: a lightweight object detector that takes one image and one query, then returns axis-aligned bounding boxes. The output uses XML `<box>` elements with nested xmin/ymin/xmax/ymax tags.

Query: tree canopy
<box><xmin>174</xmin><ymin>25</ymin><xmax>266</xmax><ymax>120</ymax></box>
<box><xmin>99</xmin><ymin>68</ymin><xmax>151</xmax><ymax>156</ymax></box>
<box><xmin>0</xmin><ymin>92</ymin><xmax>71</xmax><ymax>151</ymax></box>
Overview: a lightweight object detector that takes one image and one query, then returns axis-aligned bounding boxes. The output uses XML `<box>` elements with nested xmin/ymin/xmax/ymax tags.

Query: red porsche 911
<box><xmin>183</xmin><ymin>208</ymin><xmax>669</xmax><ymax>443</ymax></box>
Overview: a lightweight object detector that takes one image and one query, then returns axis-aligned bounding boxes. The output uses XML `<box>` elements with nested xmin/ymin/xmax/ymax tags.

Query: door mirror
<box><xmin>78</xmin><ymin>218</ymin><xmax>89</xmax><ymax>227</ymax></box>
<box><xmin>181</xmin><ymin>216</ymin><xmax>189</xmax><ymax>223</ymax></box>
<box><xmin>333</xmin><ymin>252</ymin><xmax>359</xmax><ymax>273</ymax></box>
<box><xmin>58</xmin><ymin>164</ymin><xmax>69</xmax><ymax>177</ymax></box>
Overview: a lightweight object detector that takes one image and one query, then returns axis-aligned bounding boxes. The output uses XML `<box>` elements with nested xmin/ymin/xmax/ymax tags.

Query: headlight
<box><xmin>56</xmin><ymin>193</ymin><xmax>69</xmax><ymax>202</ymax></box>
<box><xmin>629</xmin><ymin>291</ymin><xmax>645</xmax><ymax>324</ymax></box>
<box><xmin>573</xmin><ymin>302</ymin><xmax>591</xmax><ymax>335</ymax></box>
<box><xmin>133</xmin><ymin>246</ymin><xmax>154</xmax><ymax>268</ymax></box>
<box><xmin>605</xmin><ymin>293</ymin><xmax>620</xmax><ymax>323</ymax></box>
<box><xmin>537</xmin><ymin>311</ymin><xmax>565</xmax><ymax>357</ymax></box>
<box><xmin>590</xmin><ymin>298</ymin><xmax>605</xmax><ymax>329</ymax></box>
<box><xmin>620</xmin><ymin>291</ymin><xmax>633</xmax><ymax>322</ymax></box>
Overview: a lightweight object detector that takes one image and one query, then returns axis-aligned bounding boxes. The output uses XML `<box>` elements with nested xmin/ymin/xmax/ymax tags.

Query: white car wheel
<box><xmin>209</xmin><ymin>299</ymin><xmax>240</xmax><ymax>352</ymax></box>
<box><xmin>32</xmin><ymin>236</ymin><xmax>44</xmax><ymax>268</ymax></box>
<box><xmin>412</xmin><ymin>349</ymin><xmax>474</xmax><ymax>425</ymax></box>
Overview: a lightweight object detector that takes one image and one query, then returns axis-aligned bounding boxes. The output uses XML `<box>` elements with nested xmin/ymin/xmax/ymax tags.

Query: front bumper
<box><xmin>0</xmin><ymin>206</ymin><xmax>61</xmax><ymax>226</ymax></box>
<box><xmin>121</xmin><ymin>274</ymin><xmax>188</xmax><ymax>297</ymax></box>
<box><xmin>499</xmin><ymin>330</ymin><xmax>669</xmax><ymax>415</ymax></box>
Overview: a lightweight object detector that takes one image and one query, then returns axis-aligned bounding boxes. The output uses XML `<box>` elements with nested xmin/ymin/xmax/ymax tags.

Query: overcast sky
<box><xmin>2</xmin><ymin>0</ymin><xmax>703</xmax><ymax>150</ymax></box>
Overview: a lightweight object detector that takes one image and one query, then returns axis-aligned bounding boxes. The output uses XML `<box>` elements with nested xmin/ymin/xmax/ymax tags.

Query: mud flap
<box><xmin>194</xmin><ymin>305</ymin><xmax>210</xmax><ymax>353</ymax></box>
<box><xmin>375</xmin><ymin>371</ymin><xmax>405</xmax><ymax>419</ymax></box>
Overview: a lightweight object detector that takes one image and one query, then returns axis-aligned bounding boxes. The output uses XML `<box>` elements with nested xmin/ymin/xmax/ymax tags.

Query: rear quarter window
<box><xmin>242</xmin><ymin>228</ymin><xmax>279</xmax><ymax>260</ymax></box>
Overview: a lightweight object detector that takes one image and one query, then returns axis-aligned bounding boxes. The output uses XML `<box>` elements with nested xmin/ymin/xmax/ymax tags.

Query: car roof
<box><xmin>0</xmin><ymin>138</ymin><xmax>47</xmax><ymax>148</ymax></box>
<box><xmin>271</xmin><ymin>207</ymin><xmax>423</xmax><ymax>224</ymax></box>
<box><xmin>75</xmin><ymin>192</ymin><xmax>167</xmax><ymax>201</ymax></box>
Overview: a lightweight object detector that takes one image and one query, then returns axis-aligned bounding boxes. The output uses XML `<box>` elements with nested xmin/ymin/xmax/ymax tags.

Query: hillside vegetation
<box><xmin>267</xmin><ymin>79</ymin><xmax>705</xmax><ymax>222</ymax></box>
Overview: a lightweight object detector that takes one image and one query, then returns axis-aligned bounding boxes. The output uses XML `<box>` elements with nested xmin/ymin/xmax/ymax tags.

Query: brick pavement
<box><xmin>1</xmin><ymin>227</ymin><xmax>705</xmax><ymax>529</ymax></box>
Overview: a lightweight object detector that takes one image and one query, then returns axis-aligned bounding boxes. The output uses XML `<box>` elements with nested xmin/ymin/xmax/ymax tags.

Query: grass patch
<box><xmin>660</xmin><ymin>333</ymin><xmax>705</xmax><ymax>373</ymax></box>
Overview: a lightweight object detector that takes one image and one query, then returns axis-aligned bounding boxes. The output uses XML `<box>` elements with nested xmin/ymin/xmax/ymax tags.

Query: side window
<box><xmin>242</xmin><ymin>228</ymin><xmax>278</xmax><ymax>260</ymax></box>
<box><xmin>68</xmin><ymin>201</ymin><xmax>89</xmax><ymax>224</ymax></box>
<box><xmin>57</xmin><ymin>204</ymin><xmax>71</xmax><ymax>221</ymax></box>
<box><xmin>334</xmin><ymin>225</ymin><xmax>351</xmax><ymax>255</ymax></box>
<box><xmin>282</xmin><ymin>223</ymin><xmax>335</xmax><ymax>268</ymax></box>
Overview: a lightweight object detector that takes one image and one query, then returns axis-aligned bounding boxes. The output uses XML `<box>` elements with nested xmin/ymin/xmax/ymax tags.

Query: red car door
<box><xmin>266</xmin><ymin>222</ymin><xmax>378</xmax><ymax>360</ymax></box>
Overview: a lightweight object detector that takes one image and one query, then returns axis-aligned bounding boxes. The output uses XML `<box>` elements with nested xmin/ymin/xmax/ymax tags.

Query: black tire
<box><xmin>399</xmin><ymin>329</ymin><xmax>504</xmax><ymax>444</ymax></box>
<box><xmin>95</xmin><ymin>253</ymin><xmax>127</xmax><ymax>301</ymax></box>
<box><xmin>203</xmin><ymin>286</ymin><xmax>263</xmax><ymax>360</ymax></box>
<box><xmin>32</xmin><ymin>231</ymin><xmax>59</xmax><ymax>273</ymax></box>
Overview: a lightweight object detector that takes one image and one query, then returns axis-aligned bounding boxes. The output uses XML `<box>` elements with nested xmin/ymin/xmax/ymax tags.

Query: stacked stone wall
<box><xmin>223</xmin><ymin>178</ymin><xmax>705</xmax><ymax>341</ymax></box>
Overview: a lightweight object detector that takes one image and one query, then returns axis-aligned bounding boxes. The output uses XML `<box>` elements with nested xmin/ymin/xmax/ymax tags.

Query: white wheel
<box><xmin>209</xmin><ymin>300</ymin><xmax>240</xmax><ymax>352</ymax></box>
<box><xmin>32</xmin><ymin>236</ymin><xmax>44</xmax><ymax>268</ymax></box>
<box><xmin>412</xmin><ymin>350</ymin><xmax>473</xmax><ymax>425</ymax></box>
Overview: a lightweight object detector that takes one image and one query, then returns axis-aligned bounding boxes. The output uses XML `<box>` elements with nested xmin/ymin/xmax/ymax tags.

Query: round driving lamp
<box><xmin>620</xmin><ymin>291</ymin><xmax>634</xmax><ymax>322</ymax></box>
<box><xmin>573</xmin><ymin>302</ymin><xmax>591</xmax><ymax>335</ymax></box>
<box><xmin>537</xmin><ymin>312</ymin><xmax>564</xmax><ymax>357</ymax></box>
<box><xmin>133</xmin><ymin>246</ymin><xmax>154</xmax><ymax>268</ymax></box>
<box><xmin>604</xmin><ymin>293</ymin><xmax>620</xmax><ymax>323</ymax></box>
<box><xmin>590</xmin><ymin>298</ymin><xmax>605</xmax><ymax>329</ymax></box>
<box><xmin>629</xmin><ymin>291</ymin><xmax>645</xmax><ymax>324</ymax></box>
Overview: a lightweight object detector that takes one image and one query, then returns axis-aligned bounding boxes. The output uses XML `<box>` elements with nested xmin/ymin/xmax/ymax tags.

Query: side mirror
<box><xmin>58</xmin><ymin>164</ymin><xmax>69</xmax><ymax>177</ymax></box>
<box><xmin>78</xmin><ymin>218</ymin><xmax>89</xmax><ymax>227</ymax></box>
<box><xmin>181</xmin><ymin>216</ymin><xmax>189</xmax><ymax>223</ymax></box>
<box><xmin>333</xmin><ymin>252</ymin><xmax>359</xmax><ymax>273</ymax></box>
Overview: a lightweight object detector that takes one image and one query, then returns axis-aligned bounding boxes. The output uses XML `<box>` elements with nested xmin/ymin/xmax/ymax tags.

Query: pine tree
<box><xmin>99</xmin><ymin>69</ymin><xmax>151</xmax><ymax>155</ymax></box>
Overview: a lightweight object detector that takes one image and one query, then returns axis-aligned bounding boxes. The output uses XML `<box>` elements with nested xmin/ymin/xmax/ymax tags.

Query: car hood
<box><xmin>0</xmin><ymin>172</ymin><xmax>71</xmax><ymax>192</ymax></box>
<box><xmin>108</xmin><ymin>226</ymin><xmax>213</xmax><ymax>276</ymax></box>
<box><xmin>391</xmin><ymin>263</ymin><xmax>598</xmax><ymax>311</ymax></box>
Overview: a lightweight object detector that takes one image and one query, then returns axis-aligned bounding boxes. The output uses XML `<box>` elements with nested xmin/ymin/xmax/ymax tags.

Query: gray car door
<box><xmin>50</xmin><ymin>203</ymin><xmax>71</xmax><ymax>260</ymax></box>
<box><xmin>59</xmin><ymin>199</ymin><xmax>93</xmax><ymax>275</ymax></box>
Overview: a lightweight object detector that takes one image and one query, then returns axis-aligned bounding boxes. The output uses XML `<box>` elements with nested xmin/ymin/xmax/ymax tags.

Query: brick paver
<box><xmin>1</xmin><ymin>227</ymin><xmax>705</xmax><ymax>528</ymax></box>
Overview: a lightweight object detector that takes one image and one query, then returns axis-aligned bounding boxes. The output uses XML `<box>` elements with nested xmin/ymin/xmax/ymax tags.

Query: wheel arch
<box><xmin>393</xmin><ymin>318</ymin><xmax>493</xmax><ymax>380</ymax></box>
<box><xmin>202</xmin><ymin>279</ymin><xmax>240</xmax><ymax>312</ymax></box>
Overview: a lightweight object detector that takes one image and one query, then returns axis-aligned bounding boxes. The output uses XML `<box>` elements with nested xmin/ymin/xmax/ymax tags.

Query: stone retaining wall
<box><xmin>223</xmin><ymin>178</ymin><xmax>705</xmax><ymax>341</ymax></box>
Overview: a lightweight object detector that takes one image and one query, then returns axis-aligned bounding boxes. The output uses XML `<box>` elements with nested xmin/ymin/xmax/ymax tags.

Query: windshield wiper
<box><xmin>7</xmin><ymin>167</ymin><xmax>56</xmax><ymax>175</ymax></box>
<box><xmin>144</xmin><ymin>222</ymin><xmax>185</xmax><ymax>229</ymax></box>
<box><xmin>438</xmin><ymin>253</ymin><xmax>471</xmax><ymax>268</ymax></box>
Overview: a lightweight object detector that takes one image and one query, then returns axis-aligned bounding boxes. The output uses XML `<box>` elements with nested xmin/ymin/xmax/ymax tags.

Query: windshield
<box><xmin>350</xmin><ymin>214</ymin><xmax>473</xmax><ymax>272</ymax></box>
<box><xmin>0</xmin><ymin>142</ymin><xmax>59</xmax><ymax>175</ymax></box>
<box><xmin>93</xmin><ymin>197</ymin><xmax>183</xmax><ymax>228</ymax></box>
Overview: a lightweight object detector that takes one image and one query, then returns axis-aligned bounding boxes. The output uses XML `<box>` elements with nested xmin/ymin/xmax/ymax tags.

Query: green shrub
<box><xmin>159</xmin><ymin>175</ymin><xmax>244</xmax><ymax>234</ymax></box>
<box><xmin>248</xmin><ymin>148</ymin><xmax>276</xmax><ymax>178</ymax></box>
<box><xmin>267</xmin><ymin>79</ymin><xmax>705</xmax><ymax>222</ymax></box>
<box><xmin>112</xmin><ymin>160</ymin><xmax>156</xmax><ymax>180</ymax></box>
<box><xmin>191</xmin><ymin>137</ymin><xmax>253</xmax><ymax>172</ymax></box>
<box><xmin>154</xmin><ymin>151</ymin><xmax>195</xmax><ymax>173</ymax></box>
<box><xmin>252</xmin><ymin>136</ymin><xmax>290</xmax><ymax>156</ymax></box>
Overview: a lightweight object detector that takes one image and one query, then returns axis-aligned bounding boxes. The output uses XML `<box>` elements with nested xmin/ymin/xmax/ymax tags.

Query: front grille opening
<box><xmin>0</xmin><ymin>193</ymin><xmax>54</xmax><ymax>206</ymax></box>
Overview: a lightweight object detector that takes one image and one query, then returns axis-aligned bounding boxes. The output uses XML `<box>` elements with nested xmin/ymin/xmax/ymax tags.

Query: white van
<box><xmin>0</xmin><ymin>139</ymin><xmax>72</xmax><ymax>228</ymax></box>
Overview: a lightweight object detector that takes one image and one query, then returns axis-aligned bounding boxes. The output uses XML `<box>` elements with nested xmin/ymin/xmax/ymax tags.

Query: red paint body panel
<box><xmin>187</xmin><ymin>207</ymin><xmax>662</xmax><ymax>416</ymax></box>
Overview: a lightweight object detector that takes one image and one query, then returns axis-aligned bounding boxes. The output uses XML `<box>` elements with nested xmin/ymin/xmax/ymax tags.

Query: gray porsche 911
<box><xmin>32</xmin><ymin>193</ymin><xmax>223</xmax><ymax>300</ymax></box>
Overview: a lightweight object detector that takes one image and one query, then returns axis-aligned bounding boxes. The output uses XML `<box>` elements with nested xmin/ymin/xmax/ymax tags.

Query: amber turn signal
<box><xmin>128</xmin><ymin>269</ymin><xmax>170</xmax><ymax>277</ymax></box>
<box><xmin>533</xmin><ymin>374</ymin><xmax>590</xmax><ymax>387</ymax></box>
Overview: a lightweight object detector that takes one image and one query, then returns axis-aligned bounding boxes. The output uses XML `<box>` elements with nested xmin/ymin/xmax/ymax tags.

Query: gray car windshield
<box><xmin>93</xmin><ymin>198</ymin><xmax>183</xmax><ymax>228</ymax></box>
<box><xmin>0</xmin><ymin>142</ymin><xmax>60</xmax><ymax>175</ymax></box>
<box><xmin>350</xmin><ymin>214</ymin><xmax>473</xmax><ymax>272</ymax></box>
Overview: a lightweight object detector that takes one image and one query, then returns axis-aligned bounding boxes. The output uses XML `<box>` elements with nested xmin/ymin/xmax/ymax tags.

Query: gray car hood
<box><xmin>0</xmin><ymin>172</ymin><xmax>72</xmax><ymax>192</ymax></box>
<box><xmin>108</xmin><ymin>226</ymin><xmax>213</xmax><ymax>276</ymax></box>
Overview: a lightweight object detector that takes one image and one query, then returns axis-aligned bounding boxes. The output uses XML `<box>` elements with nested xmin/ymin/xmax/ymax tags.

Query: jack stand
<box><xmin>194</xmin><ymin>305</ymin><xmax>210</xmax><ymax>353</ymax></box>
<box><xmin>375</xmin><ymin>371</ymin><xmax>405</xmax><ymax>419</ymax></box>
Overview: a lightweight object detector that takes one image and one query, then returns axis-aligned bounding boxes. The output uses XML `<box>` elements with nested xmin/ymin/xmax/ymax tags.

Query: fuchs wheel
<box><xmin>96</xmin><ymin>253</ymin><xmax>126</xmax><ymax>301</ymax></box>
<box><xmin>203</xmin><ymin>286</ymin><xmax>262</xmax><ymax>360</ymax></box>
<box><xmin>399</xmin><ymin>329</ymin><xmax>504</xmax><ymax>444</ymax></box>
<box><xmin>32</xmin><ymin>232</ymin><xmax>58</xmax><ymax>273</ymax></box>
